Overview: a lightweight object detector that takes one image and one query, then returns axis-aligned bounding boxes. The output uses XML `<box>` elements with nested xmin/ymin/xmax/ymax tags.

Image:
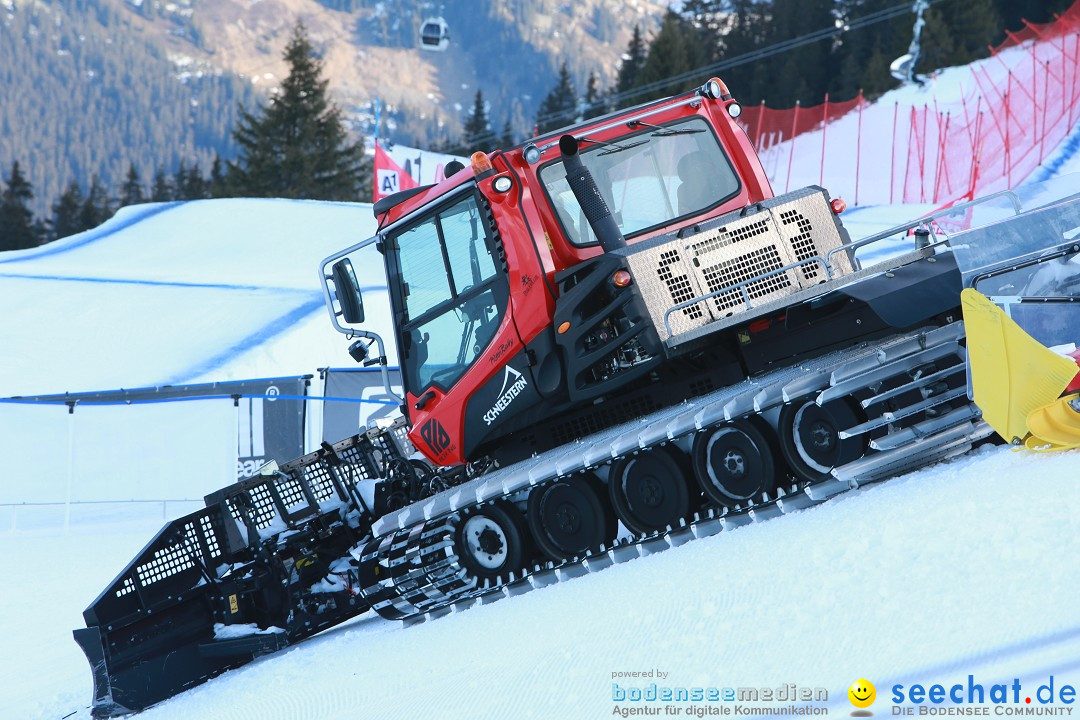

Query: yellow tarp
<box><xmin>960</xmin><ymin>288</ymin><xmax>1079</xmax><ymax>443</ymax></box>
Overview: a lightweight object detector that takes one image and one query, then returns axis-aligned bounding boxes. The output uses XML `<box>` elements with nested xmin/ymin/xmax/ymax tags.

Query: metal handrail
<box><xmin>662</xmin><ymin>255</ymin><xmax>832</xmax><ymax>335</ymax></box>
<box><xmin>659</xmin><ymin>190</ymin><xmax>1029</xmax><ymax>339</ymax></box>
<box><xmin>825</xmin><ymin>189</ymin><xmax>1024</xmax><ymax>271</ymax></box>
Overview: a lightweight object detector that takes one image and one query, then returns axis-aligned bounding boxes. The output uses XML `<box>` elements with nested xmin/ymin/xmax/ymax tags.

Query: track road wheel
<box><xmin>609</xmin><ymin>445</ymin><xmax>692</xmax><ymax>535</ymax></box>
<box><xmin>691</xmin><ymin>420</ymin><xmax>777</xmax><ymax>507</ymax></box>
<box><xmin>778</xmin><ymin>398</ymin><xmax>867</xmax><ymax>483</ymax></box>
<box><xmin>454</xmin><ymin>501</ymin><xmax>529</xmax><ymax>580</ymax></box>
<box><xmin>528</xmin><ymin>474</ymin><xmax>617</xmax><ymax>562</ymax></box>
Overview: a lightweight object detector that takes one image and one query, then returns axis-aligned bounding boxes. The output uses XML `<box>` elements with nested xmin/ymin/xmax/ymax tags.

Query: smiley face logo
<box><xmin>848</xmin><ymin>679</ymin><xmax>876</xmax><ymax>711</ymax></box>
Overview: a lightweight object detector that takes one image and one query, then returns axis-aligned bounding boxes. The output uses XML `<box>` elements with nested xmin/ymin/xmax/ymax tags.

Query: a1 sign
<box><xmin>377</xmin><ymin>168</ymin><xmax>401</xmax><ymax>196</ymax></box>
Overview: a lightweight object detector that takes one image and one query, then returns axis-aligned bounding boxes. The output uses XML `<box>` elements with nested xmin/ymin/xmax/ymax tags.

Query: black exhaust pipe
<box><xmin>559</xmin><ymin>134</ymin><xmax>627</xmax><ymax>253</ymax></box>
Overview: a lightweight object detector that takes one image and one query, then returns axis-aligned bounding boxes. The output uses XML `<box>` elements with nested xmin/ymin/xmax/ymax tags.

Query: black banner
<box><xmin>234</xmin><ymin>377</ymin><xmax>308</xmax><ymax>479</ymax></box>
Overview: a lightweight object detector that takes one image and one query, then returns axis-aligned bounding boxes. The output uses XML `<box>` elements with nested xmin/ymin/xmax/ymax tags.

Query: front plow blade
<box><xmin>72</xmin><ymin>505</ymin><xmax>287</xmax><ymax>717</ymax></box>
<box><xmin>73</xmin><ymin>612</ymin><xmax>278</xmax><ymax>718</ymax></box>
<box><xmin>74</xmin><ymin>432</ymin><xmax>397</xmax><ymax>715</ymax></box>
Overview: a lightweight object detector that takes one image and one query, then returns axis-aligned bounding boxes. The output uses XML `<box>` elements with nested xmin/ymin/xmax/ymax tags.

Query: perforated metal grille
<box><xmin>338</xmin><ymin>445</ymin><xmax>375</xmax><ymax>480</ymax></box>
<box><xmin>390</xmin><ymin>423</ymin><xmax>415</xmax><ymax>456</ymax></box>
<box><xmin>770</xmin><ymin>192</ymin><xmax>853</xmax><ymax>279</ymax></box>
<box><xmin>688</xmin><ymin>217</ymin><xmax>771</xmax><ymax>258</ymax></box>
<box><xmin>277</xmin><ymin>475</ymin><xmax>308</xmax><ymax>510</ymax></box>
<box><xmin>779</xmin><ymin>208</ymin><xmax>820</xmax><ymax>281</ymax></box>
<box><xmin>657</xmin><ymin>248</ymin><xmax>703</xmax><ymax>319</ymax></box>
<box><xmin>199</xmin><ymin>515</ymin><xmax>222</xmax><ymax>558</ymax></box>
<box><xmin>626</xmin><ymin>190</ymin><xmax>857</xmax><ymax>340</ymax></box>
<box><xmin>248</xmin><ymin>483</ymin><xmax>279</xmax><ymax>529</ymax></box>
<box><xmin>226</xmin><ymin>498</ymin><xmax>245</xmax><ymax>527</ymax></box>
<box><xmin>135</xmin><ymin>537</ymin><xmax>195</xmax><ymax>586</ymax></box>
<box><xmin>701</xmin><ymin>246</ymin><xmax>791</xmax><ymax>313</ymax></box>
<box><xmin>114</xmin><ymin>511</ymin><xmax>225</xmax><ymax>598</ymax></box>
<box><xmin>303</xmin><ymin>463</ymin><xmax>339</xmax><ymax>503</ymax></box>
<box><xmin>627</xmin><ymin>243</ymin><xmax>712</xmax><ymax>340</ymax></box>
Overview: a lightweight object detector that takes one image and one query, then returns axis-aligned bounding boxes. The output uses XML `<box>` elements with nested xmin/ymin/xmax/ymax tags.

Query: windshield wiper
<box><xmin>627</xmin><ymin>120</ymin><xmax>706</xmax><ymax>138</ymax></box>
<box><xmin>578</xmin><ymin>134</ymin><xmax>651</xmax><ymax>157</ymax></box>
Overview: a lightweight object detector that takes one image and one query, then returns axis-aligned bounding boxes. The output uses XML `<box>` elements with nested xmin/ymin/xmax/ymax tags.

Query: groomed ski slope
<box><xmin>0</xmin><ymin>198</ymin><xmax>391</xmax><ymax>397</ymax></box>
<box><xmin>4</xmin><ymin>43</ymin><xmax>1080</xmax><ymax>720</ymax></box>
<box><xmin>4</xmin><ymin>444</ymin><xmax>1078</xmax><ymax>720</ymax></box>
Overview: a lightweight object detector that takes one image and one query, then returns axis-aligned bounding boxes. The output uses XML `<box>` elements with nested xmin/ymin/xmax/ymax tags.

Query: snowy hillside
<box><xmin>0</xmin><ymin>198</ymin><xmax>391</xmax><ymax>397</ymax></box>
<box><xmin>4</xmin><ymin>34</ymin><xmax>1080</xmax><ymax>720</ymax></box>
<box><xmin>5</xmin><ymin>444</ymin><xmax>1078</xmax><ymax>720</ymax></box>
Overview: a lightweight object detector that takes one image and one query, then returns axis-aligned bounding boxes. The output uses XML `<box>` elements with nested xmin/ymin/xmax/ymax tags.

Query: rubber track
<box><xmin>359</xmin><ymin>322</ymin><xmax>993</xmax><ymax>623</ymax></box>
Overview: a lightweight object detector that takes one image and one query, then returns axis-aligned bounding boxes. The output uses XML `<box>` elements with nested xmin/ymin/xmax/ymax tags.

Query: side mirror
<box><xmin>331</xmin><ymin>258</ymin><xmax>365</xmax><ymax>324</ymax></box>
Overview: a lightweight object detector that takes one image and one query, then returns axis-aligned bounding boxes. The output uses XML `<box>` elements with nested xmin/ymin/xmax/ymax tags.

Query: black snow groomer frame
<box><xmin>73</xmin><ymin>425</ymin><xmax>418</xmax><ymax>716</ymax></box>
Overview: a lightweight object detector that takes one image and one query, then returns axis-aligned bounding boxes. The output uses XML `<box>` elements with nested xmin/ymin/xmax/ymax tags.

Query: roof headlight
<box><xmin>523</xmin><ymin>143</ymin><xmax>542</xmax><ymax>165</ymax></box>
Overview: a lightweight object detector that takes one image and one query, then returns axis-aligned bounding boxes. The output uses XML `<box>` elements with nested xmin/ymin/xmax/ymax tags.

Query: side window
<box><xmin>397</xmin><ymin>221</ymin><xmax>451</xmax><ymax>321</ymax></box>
<box><xmin>391</xmin><ymin>193</ymin><xmax>508</xmax><ymax>395</ymax></box>
<box><xmin>441</xmin><ymin>199</ymin><xmax>497</xmax><ymax>293</ymax></box>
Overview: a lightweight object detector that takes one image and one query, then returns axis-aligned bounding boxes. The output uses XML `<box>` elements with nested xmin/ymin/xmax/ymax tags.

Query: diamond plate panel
<box><xmin>769</xmin><ymin>192</ymin><xmax>853</xmax><ymax>283</ymax></box>
<box><xmin>625</xmin><ymin>243</ymin><xmax>714</xmax><ymax>340</ymax></box>
<box><xmin>684</xmin><ymin>211</ymin><xmax>802</xmax><ymax>318</ymax></box>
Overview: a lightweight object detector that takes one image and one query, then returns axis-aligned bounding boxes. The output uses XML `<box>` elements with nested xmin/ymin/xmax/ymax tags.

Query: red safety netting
<box><xmin>744</xmin><ymin>95</ymin><xmax>867</xmax><ymax>154</ymax></box>
<box><xmin>736</xmin><ymin>0</ymin><xmax>1080</xmax><ymax>206</ymax></box>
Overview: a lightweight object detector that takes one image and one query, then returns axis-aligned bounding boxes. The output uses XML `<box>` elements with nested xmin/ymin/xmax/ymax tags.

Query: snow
<box><xmin>213</xmin><ymin>623</ymin><xmax>285</xmax><ymax>639</ymax></box>
<box><xmin>0</xmin><ymin>198</ymin><xmax>395</xmax><ymax>397</ymax></box>
<box><xmin>2</xmin><ymin>34</ymin><xmax>1080</xmax><ymax>720</ymax></box>
<box><xmin>2</xmin><ymin>445</ymin><xmax>1077</xmax><ymax>720</ymax></box>
<box><xmin>0</xmin><ymin>197</ymin><xmax>403</xmax><ymax>530</ymax></box>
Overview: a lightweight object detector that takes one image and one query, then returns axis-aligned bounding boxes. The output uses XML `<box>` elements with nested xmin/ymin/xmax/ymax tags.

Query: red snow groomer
<box><xmin>79</xmin><ymin>77</ymin><xmax>1080</xmax><ymax>716</ymax></box>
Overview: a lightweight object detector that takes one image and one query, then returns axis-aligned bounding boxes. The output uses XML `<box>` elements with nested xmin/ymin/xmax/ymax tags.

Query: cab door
<box><xmin>385</xmin><ymin>188</ymin><xmax>531</xmax><ymax>466</ymax></box>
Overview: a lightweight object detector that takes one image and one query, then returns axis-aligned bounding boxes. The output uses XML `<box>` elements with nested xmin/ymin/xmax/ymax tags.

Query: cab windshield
<box><xmin>538</xmin><ymin>116</ymin><xmax>740</xmax><ymax>247</ymax></box>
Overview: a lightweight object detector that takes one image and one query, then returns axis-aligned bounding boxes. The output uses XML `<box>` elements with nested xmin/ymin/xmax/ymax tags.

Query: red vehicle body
<box><xmin>370</xmin><ymin>79</ymin><xmax>773</xmax><ymax>467</ymax></box>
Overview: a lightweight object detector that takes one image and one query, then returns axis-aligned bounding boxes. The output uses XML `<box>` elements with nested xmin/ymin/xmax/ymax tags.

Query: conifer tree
<box><xmin>536</xmin><ymin>62</ymin><xmax>578</xmax><ymax>135</ymax></box>
<box><xmin>637</xmin><ymin>12</ymin><xmax>706</xmax><ymax>103</ymax></box>
<box><xmin>51</xmin><ymin>180</ymin><xmax>85</xmax><ymax>240</ymax></box>
<box><xmin>151</xmin><ymin>166</ymin><xmax>173</xmax><ymax>202</ymax></box>
<box><xmin>119</xmin><ymin>163</ymin><xmax>144</xmax><ymax>208</ymax></box>
<box><xmin>939</xmin><ymin>0</ymin><xmax>1000</xmax><ymax>65</ymax></box>
<box><xmin>914</xmin><ymin>8</ymin><xmax>957</xmax><ymax>75</ymax></box>
<box><xmin>463</xmin><ymin>89</ymin><xmax>491</xmax><ymax>155</ymax></box>
<box><xmin>186</xmin><ymin>161</ymin><xmax>209</xmax><ymax>199</ymax></box>
<box><xmin>80</xmin><ymin>174</ymin><xmax>113</xmax><ymax>231</ymax></box>
<box><xmin>583</xmin><ymin>71</ymin><xmax>606</xmax><ymax>120</ymax></box>
<box><xmin>499</xmin><ymin>119</ymin><xmax>515</xmax><ymax>150</ymax></box>
<box><xmin>209</xmin><ymin>155</ymin><xmax>227</xmax><ymax>198</ymax></box>
<box><xmin>174</xmin><ymin>160</ymin><xmax>209</xmax><ymax>200</ymax></box>
<box><xmin>0</xmin><ymin>161</ymin><xmax>40</xmax><ymax>251</ymax></box>
<box><xmin>173</xmin><ymin>160</ymin><xmax>191</xmax><ymax>200</ymax></box>
<box><xmin>616</xmin><ymin>25</ymin><xmax>647</xmax><ymax>100</ymax></box>
<box><xmin>229</xmin><ymin>23</ymin><xmax>365</xmax><ymax>200</ymax></box>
